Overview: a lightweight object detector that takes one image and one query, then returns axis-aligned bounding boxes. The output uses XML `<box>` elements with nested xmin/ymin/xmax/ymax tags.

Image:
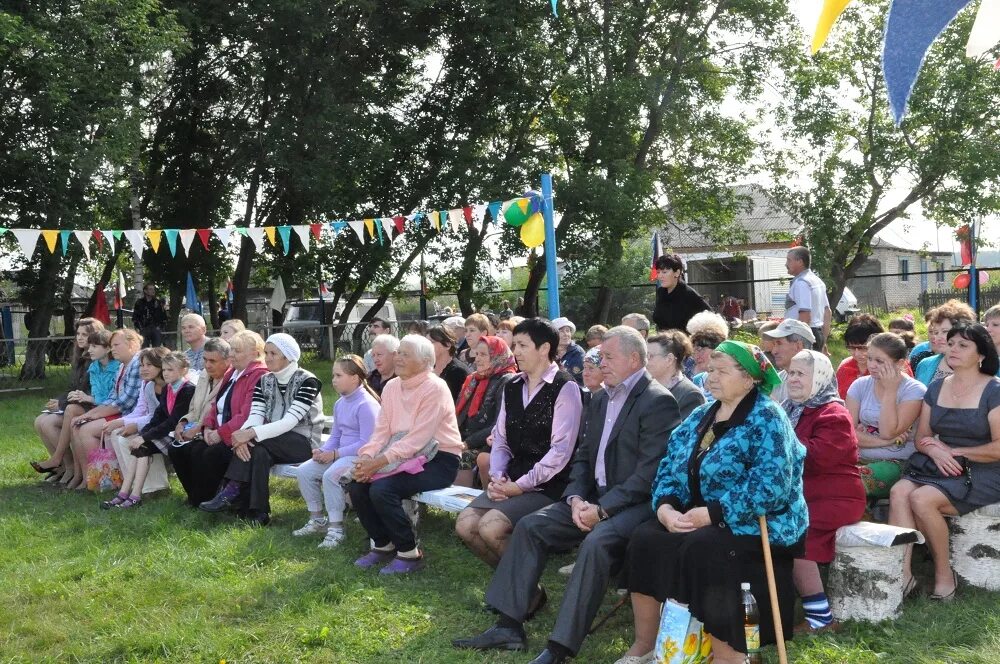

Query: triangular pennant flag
<box><xmin>811</xmin><ymin>0</ymin><xmax>852</xmax><ymax>53</ymax></box>
<box><xmin>213</xmin><ymin>227</ymin><xmax>232</xmax><ymax>248</ymax></box>
<box><xmin>448</xmin><ymin>208</ymin><xmax>464</xmax><ymax>232</ymax></box>
<box><xmin>293</xmin><ymin>225</ymin><xmax>311</xmax><ymax>252</ymax></box>
<box><xmin>331</xmin><ymin>221</ymin><xmax>348</xmax><ymax>235</ymax></box>
<box><xmin>264</xmin><ymin>226</ymin><xmax>277</xmax><ymax>246</ymax></box>
<box><xmin>179</xmin><ymin>229</ymin><xmax>197</xmax><ymax>255</ymax></box>
<box><xmin>145</xmin><ymin>229</ymin><xmax>162</xmax><ymax>253</ymax></box>
<box><xmin>380</xmin><ymin>217</ymin><xmax>395</xmax><ymax>241</ymax></box>
<box><xmin>246</xmin><ymin>227</ymin><xmax>265</xmax><ymax>251</ymax></box>
<box><xmin>488</xmin><ymin>201</ymin><xmax>502</xmax><ymax>223</ymax></box>
<box><xmin>374</xmin><ymin>218</ymin><xmax>385</xmax><ymax>245</ymax></box>
<box><xmin>13</xmin><ymin>229</ymin><xmax>41</xmax><ymax>259</ymax></box>
<box><xmin>41</xmin><ymin>230</ymin><xmax>59</xmax><ymax>254</ymax></box>
<box><xmin>310</xmin><ymin>223</ymin><xmax>323</xmax><ymax>241</ymax></box>
<box><xmin>393</xmin><ymin>215</ymin><xmax>406</xmax><ymax>233</ymax></box>
<box><xmin>0</xmin><ymin>228</ymin><xmax>6</xmax><ymax>235</ymax></box>
<box><xmin>462</xmin><ymin>206</ymin><xmax>474</xmax><ymax>228</ymax></box>
<box><xmin>164</xmin><ymin>229</ymin><xmax>179</xmax><ymax>257</ymax></box>
<box><xmin>967</xmin><ymin>0</ymin><xmax>1000</xmax><ymax>58</ymax></box>
<box><xmin>348</xmin><ymin>220</ymin><xmax>365</xmax><ymax>242</ymax></box>
<box><xmin>92</xmin><ymin>229</ymin><xmax>104</xmax><ymax>251</ymax></box>
<box><xmin>277</xmin><ymin>226</ymin><xmax>292</xmax><ymax>255</ymax></box>
<box><xmin>472</xmin><ymin>204</ymin><xmax>487</xmax><ymax>227</ymax></box>
<box><xmin>363</xmin><ymin>218</ymin><xmax>375</xmax><ymax>239</ymax></box>
<box><xmin>112</xmin><ymin>230</ymin><xmax>123</xmax><ymax>243</ymax></box>
<box><xmin>123</xmin><ymin>229</ymin><xmax>145</xmax><ymax>257</ymax></box>
<box><xmin>551</xmin><ymin>0</ymin><xmax>558</xmax><ymax>17</ymax></box>
<box><xmin>883</xmin><ymin>0</ymin><xmax>974</xmax><ymax>125</ymax></box>
<box><xmin>197</xmin><ymin>228</ymin><xmax>212</xmax><ymax>250</ymax></box>
<box><xmin>236</xmin><ymin>226</ymin><xmax>249</xmax><ymax>236</ymax></box>
<box><xmin>73</xmin><ymin>230</ymin><xmax>92</xmax><ymax>260</ymax></box>
<box><xmin>430</xmin><ymin>211</ymin><xmax>441</xmax><ymax>231</ymax></box>
<box><xmin>59</xmin><ymin>230</ymin><xmax>71</xmax><ymax>255</ymax></box>
<box><xmin>439</xmin><ymin>210</ymin><xmax>448</xmax><ymax>231</ymax></box>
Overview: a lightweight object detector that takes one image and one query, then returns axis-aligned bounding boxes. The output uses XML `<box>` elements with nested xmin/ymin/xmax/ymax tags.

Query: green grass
<box><xmin>3</xmin><ymin>343</ymin><xmax>999</xmax><ymax>663</ymax></box>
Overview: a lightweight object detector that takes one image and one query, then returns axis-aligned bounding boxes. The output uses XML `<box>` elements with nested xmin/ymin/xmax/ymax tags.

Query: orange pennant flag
<box><xmin>363</xmin><ymin>218</ymin><xmax>375</xmax><ymax>238</ymax></box>
<box><xmin>145</xmin><ymin>229</ymin><xmax>162</xmax><ymax>253</ymax></box>
<box><xmin>41</xmin><ymin>230</ymin><xmax>59</xmax><ymax>253</ymax></box>
<box><xmin>264</xmin><ymin>226</ymin><xmax>277</xmax><ymax>246</ymax></box>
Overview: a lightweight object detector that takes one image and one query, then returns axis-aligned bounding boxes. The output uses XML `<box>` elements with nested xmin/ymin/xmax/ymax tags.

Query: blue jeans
<box><xmin>348</xmin><ymin>453</ymin><xmax>459</xmax><ymax>552</ymax></box>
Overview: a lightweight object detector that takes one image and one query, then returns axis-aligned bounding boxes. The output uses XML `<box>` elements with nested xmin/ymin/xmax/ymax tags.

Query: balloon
<box><xmin>504</xmin><ymin>198</ymin><xmax>532</xmax><ymax>227</ymax></box>
<box><xmin>520</xmin><ymin>212</ymin><xmax>545</xmax><ymax>248</ymax></box>
<box><xmin>953</xmin><ymin>273</ymin><xmax>971</xmax><ymax>289</ymax></box>
<box><xmin>979</xmin><ymin>271</ymin><xmax>990</xmax><ymax>285</ymax></box>
<box><xmin>523</xmin><ymin>189</ymin><xmax>544</xmax><ymax>215</ymax></box>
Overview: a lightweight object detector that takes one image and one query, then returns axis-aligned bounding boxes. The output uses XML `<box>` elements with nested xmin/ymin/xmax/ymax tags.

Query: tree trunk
<box><xmin>456</xmin><ymin>225</ymin><xmax>486</xmax><ymax>316</ymax></box>
<box><xmin>20</xmin><ymin>250</ymin><xmax>63</xmax><ymax>380</ymax></box>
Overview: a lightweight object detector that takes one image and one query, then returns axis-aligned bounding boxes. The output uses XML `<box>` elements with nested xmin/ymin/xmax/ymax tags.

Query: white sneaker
<box><xmin>402</xmin><ymin>499</ymin><xmax>420</xmax><ymax>527</ymax></box>
<box><xmin>559</xmin><ymin>562</ymin><xmax>576</xmax><ymax>576</ymax></box>
<box><xmin>318</xmin><ymin>527</ymin><xmax>345</xmax><ymax>548</ymax></box>
<box><xmin>292</xmin><ymin>517</ymin><xmax>329</xmax><ymax>536</ymax></box>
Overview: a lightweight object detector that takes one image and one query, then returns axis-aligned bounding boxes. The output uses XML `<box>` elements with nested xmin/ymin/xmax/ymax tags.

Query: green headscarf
<box><xmin>715</xmin><ymin>340</ymin><xmax>782</xmax><ymax>395</ymax></box>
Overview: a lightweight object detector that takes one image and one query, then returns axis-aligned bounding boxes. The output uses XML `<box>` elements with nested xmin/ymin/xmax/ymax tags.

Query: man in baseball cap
<box><xmin>762</xmin><ymin>319</ymin><xmax>816</xmax><ymax>402</ymax></box>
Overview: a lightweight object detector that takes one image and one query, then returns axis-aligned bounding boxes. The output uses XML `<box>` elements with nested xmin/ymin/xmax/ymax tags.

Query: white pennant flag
<box><xmin>967</xmin><ymin>0</ymin><xmax>1000</xmax><ymax>58</ymax></box>
<box><xmin>13</xmin><ymin>229</ymin><xmax>41</xmax><ymax>259</ymax></box>
<box><xmin>178</xmin><ymin>229</ymin><xmax>197</xmax><ymax>256</ymax></box>
<box><xmin>293</xmin><ymin>225</ymin><xmax>311</xmax><ymax>252</ymax></box>
<box><xmin>72</xmin><ymin>230</ymin><xmax>92</xmax><ymax>259</ymax></box>
<box><xmin>448</xmin><ymin>208</ymin><xmax>464</xmax><ymax>232</ymax></box>
<box><xmin>348</xmin><ymin>220</ymin><xmax>365</xmax><ymax>242</ymax></box>
<box><xmin>246</xmin><ymin>227</ymin><xmax>265</xmax><ymax>251</ymax></box>
<box><xmin>123</xmin><ymin>229</ymin><xmax>145</xmax><ymax>257</ymax></box>
<box><xmin>380</xmin><ymin>217</ymin><xmax>395</xmax><ymax>240</ymax></box>
<box><xmin>472</xmin><ymin>204</ymin><xmax>487</xmax><ymax>229</ymax></box>
<box><xmin>213</xmin><ymin>227</ymin><xmax>232</xmax><ymax>248</ymax></box>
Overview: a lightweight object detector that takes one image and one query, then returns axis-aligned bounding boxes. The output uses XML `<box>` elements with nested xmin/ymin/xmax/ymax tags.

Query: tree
<box><xmin>769</xmin><ymin>1</ymin><xmax>1000</xmax><ymax>307</ymax></box>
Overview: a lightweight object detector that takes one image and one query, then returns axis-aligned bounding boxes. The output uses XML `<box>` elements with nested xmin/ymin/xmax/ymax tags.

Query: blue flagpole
<box><xmin>542</xmin><ymin>173</ymin><xmax>560</xmax><ymax>319</ymax></box>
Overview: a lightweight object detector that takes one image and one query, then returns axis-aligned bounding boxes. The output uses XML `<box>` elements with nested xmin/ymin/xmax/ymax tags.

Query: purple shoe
<box><xmin>379</xmin><ymin>555</ymin><xmax>425</xmax><ymax>575</ymax></box>
<box><xmin>354</xmin><ymin>549</ymin><xmax>396</xmax><ymax>569</ymax></box>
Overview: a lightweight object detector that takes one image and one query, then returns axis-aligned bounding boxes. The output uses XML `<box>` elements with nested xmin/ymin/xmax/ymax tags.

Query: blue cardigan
<box><xmin>917</xmin><ymin>354</ymin><xmax>1000</xmax><ymax>385</ymax></box>
<box><xmin>651</xmin><ymin>391</ymin><xmax>808</xmax><ymax>547</ymax></box>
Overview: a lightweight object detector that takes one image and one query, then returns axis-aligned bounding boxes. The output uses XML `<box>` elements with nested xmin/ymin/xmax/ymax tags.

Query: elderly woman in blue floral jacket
<box><xmin>615</xmin><ymin>341</ymin><xmax>808</xmax><ymax>664</ymax></box>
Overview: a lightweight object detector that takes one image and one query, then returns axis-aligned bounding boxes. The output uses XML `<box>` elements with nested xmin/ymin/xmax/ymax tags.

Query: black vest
<box><xmin>503</xmin><ymin>369</ymin><xmax>574</xmax><ymax>499</ymax></box>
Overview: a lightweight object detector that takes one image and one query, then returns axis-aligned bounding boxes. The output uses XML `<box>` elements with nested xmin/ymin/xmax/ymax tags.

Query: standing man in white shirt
<box><xmin>785</xmin><ymin>246</ymin><xmax>831</xmax><ymax>352</ymax></box>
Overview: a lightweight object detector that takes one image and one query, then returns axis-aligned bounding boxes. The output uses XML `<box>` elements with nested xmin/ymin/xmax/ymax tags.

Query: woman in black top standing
<box><xmin>651</xmin><ymin>253</ymin><xmax>710</xmax><ymax>332</ymax></box>
<box><xmin>427</xmin><ymin>325</ymin><xmax>471</xmax><ymax>402</ymax></box>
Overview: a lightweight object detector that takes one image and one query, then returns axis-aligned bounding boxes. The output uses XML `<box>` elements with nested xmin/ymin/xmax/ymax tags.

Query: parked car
<box><xmin>282</xmin><ymin>298</ymin><xmax>397</xmax><ymax>355</ymax></box>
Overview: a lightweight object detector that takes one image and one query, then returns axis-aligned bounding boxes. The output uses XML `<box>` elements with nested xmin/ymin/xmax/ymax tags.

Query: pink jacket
<box><xmin>201</xmin><ymin>361</ymin><xmax>268</xmax><ymax>446</ymax></box>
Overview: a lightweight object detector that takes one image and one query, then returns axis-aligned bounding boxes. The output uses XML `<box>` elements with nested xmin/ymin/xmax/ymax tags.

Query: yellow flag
<box><xmin>363</xmin><ymin>218</ymin><xmax>374</xmax><ymax>238</ymax></box>
<box><xmin>812</xmin><ymin>0</ymin><xmax>852</xmax><ymax>53</ymax></box>
<box><xmin>41</xmin><ymin>230</ymin><xmax>59</xmax><ymax>253</ymax></box>
<box><xmin>146</xmin><ymin>229</ymin><xmax>162</xmax><ymax>253</ymax></box>
<box><xmin>264</xmin><ymin>226</ymin><xmax>276</xmax><ymax>245</ymax></box>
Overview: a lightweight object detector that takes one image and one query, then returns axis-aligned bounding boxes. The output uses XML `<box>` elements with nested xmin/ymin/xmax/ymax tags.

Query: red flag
<box><xmin>92</xmin><ymin>229</ymin><xmax>104</xmax><ymax>251</ymax></box>
<box><xmin>393</xmin><ymin>215</ymin><xmax>405</xmax><ymax>233</ymax></box>
<box><xmin>957</xmin><ymin>224</ymin><xmax>973</xmax><ymax>265</ymax></box>
<box><xmin>649</xmin><ymin>231</ymin><xmax>663</xmax><ymax>282</ymax></box>
<box><xmin>197</xmin><ymin>228</ymin><xmax>212</xmax><ymax>250</ymax></box>
<box><xmin>310</xmin><ymin>223</ymin><xmax>323</xmax><ymax>241</ymax></box>
<box><xmin>89</xmin><ymin>282</ymin><xmax>111</xmax><ymax>324</ymax></box>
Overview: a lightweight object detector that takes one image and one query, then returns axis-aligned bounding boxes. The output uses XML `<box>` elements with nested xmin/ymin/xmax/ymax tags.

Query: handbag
<box><xmin>907</xmin><ymin>451</ymin><xmax>973</xmax><ymax>500</ymax></box>
<box><xmin>655</xmin><ymin>600</ymin><xmax>712</xmax><ymax>664</ymax></box>
<box><xmin>86</xmin><ymin>433</ymin><xmax>123</xmax><ymax>492</ymax></box>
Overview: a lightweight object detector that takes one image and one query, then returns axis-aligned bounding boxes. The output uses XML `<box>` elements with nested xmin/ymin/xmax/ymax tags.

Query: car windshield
<box><xmin>286</xmin><ymin>304</ymin><xmax>321</xmax><ymax>322</ymax></box>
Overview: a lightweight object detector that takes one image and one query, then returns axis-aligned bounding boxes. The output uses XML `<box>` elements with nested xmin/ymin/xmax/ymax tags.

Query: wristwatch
<box><xmin>597</xmin><ymin>506</ymin><xmax>609</xmax><ymax>521</ymax></box>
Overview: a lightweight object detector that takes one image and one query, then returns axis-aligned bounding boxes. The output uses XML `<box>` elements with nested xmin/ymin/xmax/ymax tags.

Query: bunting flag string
<box><xmin>0</xmin><ymin>195</ymin><xmax>530</xmax><ymax>259</ymax></box>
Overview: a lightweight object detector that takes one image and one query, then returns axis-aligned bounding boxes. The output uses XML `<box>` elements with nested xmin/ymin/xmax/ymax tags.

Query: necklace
<box><xmin>947</xmin><ymin>375</ymin><xmax>980</xmax><ymax>401</ymax></box>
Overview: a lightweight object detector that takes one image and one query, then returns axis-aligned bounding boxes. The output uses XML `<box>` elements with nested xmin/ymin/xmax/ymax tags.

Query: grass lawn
<box><xmin>4</xmin><ymin>332</ymin><xmax>1000</xmax><ymax>663</ymax></box>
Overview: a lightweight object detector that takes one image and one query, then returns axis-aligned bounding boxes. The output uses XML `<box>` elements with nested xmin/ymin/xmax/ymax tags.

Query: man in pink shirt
<box><xmin>348</xmin><ymin>334</ymin><xmax>463</xmax><ymax>574</ymax></box>
<box><xmin>454</xmin><ymin>326</ymin><xmax>682</xmax><ymax>664</ymax></box>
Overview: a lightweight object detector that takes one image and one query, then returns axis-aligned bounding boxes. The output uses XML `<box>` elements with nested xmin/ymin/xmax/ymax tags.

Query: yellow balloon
<box><xmin>520</xmin><ymin>212</ymin><xmax>545</xmax><ymax>248</ymax></box>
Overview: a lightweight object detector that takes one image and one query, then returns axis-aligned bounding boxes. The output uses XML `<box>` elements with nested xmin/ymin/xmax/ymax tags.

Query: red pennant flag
<box><xmin>393</xmin><ymin>216</ymin><xmax>405</xmax><ymax>233</ymax></box>
<box><xmin>463</xmin><ymin>206</ymin><xmax>474</xmax><ymax>226</ymax></box>
<box><xmin>92</xmin><ymin>229</ymin><xmax>104</xmax><ymax>251</ymax></box>
<box><xmin>197</xmin><ymin>229</ymin><xmax>212</xmax><ymax>250</ymax></box>
<box><xmin>310</xmin><ymin>223</ymin><xmax>323</xmax><ymax>241</ymax></box>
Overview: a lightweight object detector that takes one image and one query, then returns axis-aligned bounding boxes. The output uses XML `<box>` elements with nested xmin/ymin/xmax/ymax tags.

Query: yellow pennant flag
<box><xmin>264</xmin><ymin>226</ymin><xmax>277</xmax><ymax>246</ymax></box>
<box><xmin>146</xmin><ymin>229</ymin><xmax>162</xmax><ymax>253</ymax></box>
<box><xmin>812</xmin><ymin>0</ymin><xmax>853</xmax><ymax>53</ymax></box>
<box><xmin>41</xmin><ymin>230</ymin><xmax>59</xmax><ymax>253</ymax></box>
<box><xmin>363</xmin><ymin>218</ymin><xmax>374</xmax><ymax>238</ymax></box>
<box><xmin>431</xmin><ymin>211</ymin><xmax>441</xmax><ymax>231</ymax></box>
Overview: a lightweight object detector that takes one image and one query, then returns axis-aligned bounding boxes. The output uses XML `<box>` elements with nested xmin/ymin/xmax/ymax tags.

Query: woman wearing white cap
<box><xmin>199</xmin><ymin>333</ymin><xmax>324</xmax><ymax>526</ymax></box>
<box><xmin>552</xmin><ymin>317</ymin><xmax>584</xmax><ymax>386</ymax></box>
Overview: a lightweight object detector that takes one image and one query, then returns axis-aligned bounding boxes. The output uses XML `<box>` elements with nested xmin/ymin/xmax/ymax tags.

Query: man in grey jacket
<box><xmin>453</xmin><ymin>326</ymin><xmax>682</xmax><ymax>664</ymax></box>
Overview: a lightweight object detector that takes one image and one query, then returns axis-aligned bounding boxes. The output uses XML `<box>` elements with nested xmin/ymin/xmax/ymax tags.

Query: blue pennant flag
<box><xmin>164</xmin><ymin>229</ymin><xmax>179</xmax><ymax>257</ymax></box>
<box><xmin>487</xmin><ymin>201</ymin><xmax>502</xmax><ymax>224</ymax></box>
<box><xmin>59</xmin><ymin>230</ymin><xmax>71</xmax><ymax>255</ymax></box>
<box><xmin>278</xmin><ymin>226</ymin><xmax>292</xmax><ymax>255</ymax></box>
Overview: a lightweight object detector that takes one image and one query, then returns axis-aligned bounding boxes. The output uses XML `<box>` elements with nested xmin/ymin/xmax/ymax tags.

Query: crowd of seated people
<box><xmin>25</xmin><ymin>296</ymin><xmax>1000</xmax><ymax>663</ymax></box>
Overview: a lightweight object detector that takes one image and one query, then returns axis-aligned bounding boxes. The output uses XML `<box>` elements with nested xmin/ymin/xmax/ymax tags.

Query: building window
<box><xmin>935</xmin><ymin>261</ymin><xmax>945</xmax><ymax>283</ymax></box>
<box><xmin>899</xmin><ymin>258</ymin><xmax>909</xmax><ymax>282</ymax></box>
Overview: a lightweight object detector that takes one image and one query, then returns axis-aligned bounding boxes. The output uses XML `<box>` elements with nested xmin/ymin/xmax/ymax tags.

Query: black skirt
<box><xmin>625</xmin><ymin>518</ymin><xmax>801</xmax><ymax>653</ymax></box>
<box><xmin>467</xmin><ymin>490</ymin><xmax>554</xmax><ymax>525</ymax></box>
<box><xmin>130</xmin><ymin>440</ymin><xmax>162</xmax><ymax>458</ymax></box>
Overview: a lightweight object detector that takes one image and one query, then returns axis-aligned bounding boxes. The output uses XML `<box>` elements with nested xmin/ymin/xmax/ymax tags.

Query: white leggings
<box><xmin>295</xmin><ymin>456</ymin><xmax>357</xmax><ymax>522</ymax></box>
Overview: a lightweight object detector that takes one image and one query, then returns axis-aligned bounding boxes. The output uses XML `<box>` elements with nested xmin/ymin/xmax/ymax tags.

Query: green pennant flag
<box><xmin>164</xmin><ymin>229</ymin><xmax>179</xmax><ymax>257</ymax></box>
<box><xmin>59</xmin><ymin>230</ymin><xmax>71</xmax><ymax>254</ymax></box>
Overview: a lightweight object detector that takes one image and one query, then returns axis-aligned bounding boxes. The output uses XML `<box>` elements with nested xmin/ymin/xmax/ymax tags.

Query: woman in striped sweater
<box><xmin>199</xmin><ymin>333</ymin><xmax>324</xmax><ymax>526</ymax></box>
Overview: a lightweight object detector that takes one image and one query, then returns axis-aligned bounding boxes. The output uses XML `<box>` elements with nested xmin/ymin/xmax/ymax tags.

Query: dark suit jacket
<box><xmin>563</xmin><ymin>371</ymin><xmax>681</xmax><ymax>517</ymax></box>
<box><xmin>666</xmin><ymin>375</ymin><xmax>706</xmax><ymax>421</ymax></box>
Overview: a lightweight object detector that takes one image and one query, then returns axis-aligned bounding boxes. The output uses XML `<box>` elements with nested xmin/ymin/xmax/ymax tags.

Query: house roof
<box><xmin>869</xmin><ymin>236</ymin><xmax>951</xmax><ymax>257</ymax></box>
<box><xmin>660</xmin><ymin>184</ymin><xmax>800</xmax><ymax>251</ymax></box>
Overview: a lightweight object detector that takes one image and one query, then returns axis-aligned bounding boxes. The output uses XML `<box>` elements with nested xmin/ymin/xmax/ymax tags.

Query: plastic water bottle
<box><xmin>742</xmin><ymin>582</ymin><xmax>762</xmax><ymax>664</ymax></box>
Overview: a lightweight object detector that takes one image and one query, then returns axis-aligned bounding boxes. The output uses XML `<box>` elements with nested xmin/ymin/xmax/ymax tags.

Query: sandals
<box><xmin>116</xmin><ymin>497</ymin><xmax>142</xmax><ymax>509</ymax></box>
<box><xmin>101</xmin><ymin>495</ymin><xmax>127</xmax><ymax>510</ymax></box>
<box><xmin>930</xmin><ymin>570</ymin><xmax>958</xmax><ymax>602</ymax></box>
<box><xmin>30</xmin><ymin>460</ymin><xmax>57</xmax><ymax>474</ymax></box>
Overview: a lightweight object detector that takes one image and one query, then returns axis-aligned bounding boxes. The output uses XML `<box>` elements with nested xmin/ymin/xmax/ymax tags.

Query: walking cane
<box><xmin>758</xmin><ymin>515</ymin><xmax>789</xmax><ymax>664</ymax></box>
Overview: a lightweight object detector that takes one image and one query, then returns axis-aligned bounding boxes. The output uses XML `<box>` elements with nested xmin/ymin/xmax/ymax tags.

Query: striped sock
<box><xmin>801</xmin><ymin>592</ymin><xmax>833</xmax><ymax>629</ymax></box>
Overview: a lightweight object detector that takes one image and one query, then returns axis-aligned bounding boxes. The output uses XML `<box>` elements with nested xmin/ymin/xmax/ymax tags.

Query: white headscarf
<box><xmin>781</xmin><ymin>349</ymin><xmax>841</xmax><ymax>427</ymax></box>
<box><xmin>265</xmin><ymin>333</ymin><xmax>301</xmax><ymax>362</ymax></box>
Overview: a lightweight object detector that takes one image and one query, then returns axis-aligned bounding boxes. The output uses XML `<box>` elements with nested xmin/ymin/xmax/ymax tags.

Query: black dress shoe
<box><xmin>452</xmin><ymin>625</ymin><xmax>526</xmax><ymax>651</ymax></box>
<box><xmin>527</xmin><ymin>648</ymin><xmax>568</xmax><ymax>664</ymax></box>
<box><xmin>241</xmin><ymin>511</ymin><xmax>271</xmax><ymax>527</ymax></box>
<box><xmin>199</xmin><ymin>492</ymin><xmax>237</xmax><ymax>512</ymax></box>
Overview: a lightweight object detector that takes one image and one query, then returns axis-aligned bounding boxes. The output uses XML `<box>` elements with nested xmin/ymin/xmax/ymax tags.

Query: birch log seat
<box><xmin>948</xmin><ymin>503</ymin><xmax>1000</xmax><ymax>591</ymax></box>
<box><xmin>828</xmin><ymin>521</ymin><xmax>924</xmax><ymax>623</ymax></box>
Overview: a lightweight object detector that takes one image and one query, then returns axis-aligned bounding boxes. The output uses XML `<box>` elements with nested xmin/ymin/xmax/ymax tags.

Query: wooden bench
<box><xmin>270</xmin><ymin>415</ymin><xmax>335</xmax><ymax>479</ymax></box>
